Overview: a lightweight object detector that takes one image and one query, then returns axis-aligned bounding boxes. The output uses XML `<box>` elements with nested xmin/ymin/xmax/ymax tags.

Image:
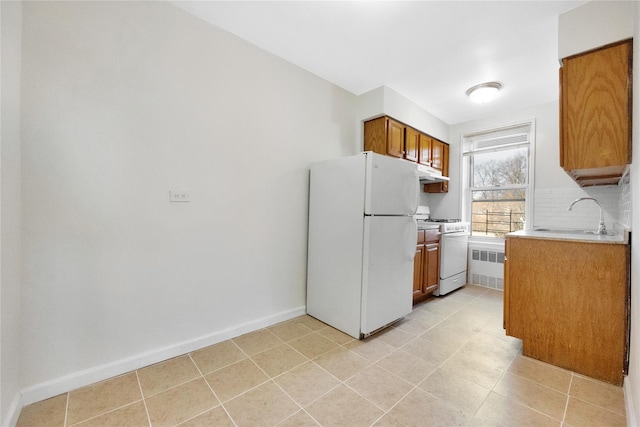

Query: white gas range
<box><xmin>415</xmin><ymin>207</ymin><xmax>470</xmax><ymax>296</ymax></box>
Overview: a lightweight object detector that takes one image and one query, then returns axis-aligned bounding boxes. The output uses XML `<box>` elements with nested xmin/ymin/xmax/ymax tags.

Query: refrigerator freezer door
<box><xmin>364</xmin><ymin>152</ymin><xmax>420</xmax><ymax>216</ymax></box>
<box><xmin>361</xmin><ymin>216</ymin><xmax>416</xmax><ymax>336</ymax></box>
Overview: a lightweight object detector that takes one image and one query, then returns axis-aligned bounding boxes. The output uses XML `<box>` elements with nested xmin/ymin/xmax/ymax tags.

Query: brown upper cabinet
<box><xmin>424</xmin><ymin>143</ymin><xmax>449</xmax><ymax>193</ymax></box>
<box><xmin>364</xmin><ymin>116</ymin><xmax>450</xmax><ymax>192</ymax></box>
<box><xmin>430</xmin><ymin>139</ymin><xmax>445</xmax><ymax>171</ymax></box>
<box><xmin>405</xmin><ymin>126</ymin><xmax>420</xmax><ymax>163</ymax></box>
<box><xmin>418</xmin><ymin>133</ymin><xmax>432</xmax><ymax>167</ymax></box>
<box><xmin>364</xmin><ymin>116</ymin><xmax>405</xmax><ymax>158</ymax></box>
<box><xmin>560</xmin><ymin>39</ymin><xmax>632</xmax><ymax>186</ymax></box>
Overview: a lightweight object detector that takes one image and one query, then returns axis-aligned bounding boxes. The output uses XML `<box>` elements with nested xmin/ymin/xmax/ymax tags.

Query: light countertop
<box><xmin>507</xmin><ymin>228</ymin><xmax>629</xmax><ymax>244</ymax></box>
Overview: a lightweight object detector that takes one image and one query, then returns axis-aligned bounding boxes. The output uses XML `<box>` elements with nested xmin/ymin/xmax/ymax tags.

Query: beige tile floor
<box><xmin>16</xmin><ymin>285</ymin><xmax>626</xmax><ymax>427</ymax></box>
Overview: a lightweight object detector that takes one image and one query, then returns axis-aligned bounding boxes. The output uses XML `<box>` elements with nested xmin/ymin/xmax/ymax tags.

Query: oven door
<box><xmin>440</xmin><ymin>231</ymin><xmax>469</xmax><ymax>279</ymax></box>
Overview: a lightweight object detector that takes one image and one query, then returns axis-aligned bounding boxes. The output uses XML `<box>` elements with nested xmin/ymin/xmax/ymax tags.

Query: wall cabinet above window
<box><xmin>560</xmin><ymin>39</ymin><xmax>632</xmax><ymax>186</ymax></box>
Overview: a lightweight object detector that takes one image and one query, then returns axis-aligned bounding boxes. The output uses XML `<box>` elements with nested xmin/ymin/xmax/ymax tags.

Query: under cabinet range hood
<box><xmin>416</xmin><ymin>163</ymin><xmax>449</xmax><ymax>183</ymax></box>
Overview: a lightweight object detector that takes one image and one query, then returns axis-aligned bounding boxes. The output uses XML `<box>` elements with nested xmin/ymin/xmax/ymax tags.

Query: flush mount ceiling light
<box><xmin>466</xmin><ymin>82</ymin><xmax>502</xmax><ymax>104</ymax></box>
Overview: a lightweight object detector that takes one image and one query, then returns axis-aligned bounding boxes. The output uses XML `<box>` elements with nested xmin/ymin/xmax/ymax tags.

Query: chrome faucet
<box><xmin>567</xmin><ymin>197</ymin><xmax>607</xmax><ymax>235</ymax></box>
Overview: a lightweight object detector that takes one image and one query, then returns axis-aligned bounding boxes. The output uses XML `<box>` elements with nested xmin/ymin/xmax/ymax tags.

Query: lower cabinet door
<box><xmin>413</xmin><ymin>245</ymin><xmax>424</xmax><ymax>301</ymax></box>
<box><xmin>423</xmin><ymin>243</ymin><xmax>440</xmax><ymax>294</ymax></box>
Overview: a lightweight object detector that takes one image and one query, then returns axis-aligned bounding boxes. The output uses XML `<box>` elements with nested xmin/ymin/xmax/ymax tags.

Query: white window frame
<box><xmin>461</xmin><ymin>120</ymin><xmax>536</xmax><ymax>241</ymax></box>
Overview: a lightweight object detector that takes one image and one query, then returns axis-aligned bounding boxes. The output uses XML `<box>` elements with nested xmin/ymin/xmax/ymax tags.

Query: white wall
<box><xmin>19</xmin><ymin>0</ymin><xmax>356</xmax><ymax>403</ymax></box>
<box><xmin>451</xmin><ymin>100</ymin><xmax>565</xmax><ymax>191</ymax></box>
<box><xmin>449</xmin><ymin>101</ymin><xmax>622</xmax><ymax>232</ymax></box>
<box><xmin>11</xmin><ymin>0</ymin><xmax>640</xmax><ymax>422</ymax></box>
<box><xmin>356</xmin><ymin>86</ymin><xmax>453</xmax><ymax>216</ymax></box>
<box><xmin>357</xmin><ymin>86</ymin><xmax>449</xmax><ymax>143</ymax></box>
<box><xmin>1</xmin><ymin>1</ymin><xmax>23</xmax><ymax>425</ymax></box>
<box><xmin>558</xmin><ymin>0</ymin><xmax>634</xmax><ymax>60</ymax></box>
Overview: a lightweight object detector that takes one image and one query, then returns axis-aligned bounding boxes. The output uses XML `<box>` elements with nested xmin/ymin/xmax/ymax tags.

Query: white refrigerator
<box><xmin>306</xmin><ymin>152</ymin><xmax>419</xmax><ymax>339</ymax></box>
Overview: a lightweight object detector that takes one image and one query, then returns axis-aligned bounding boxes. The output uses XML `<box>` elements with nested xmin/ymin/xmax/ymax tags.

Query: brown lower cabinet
<box><xmin>504</xmin><ymin>236</ymin><xmax>630</xmax><ymax>385</ymax></box>
<box><xmin>413</xmin><ymin>229</ymin><xmax>440</xmax><ymax>303</ymax></box>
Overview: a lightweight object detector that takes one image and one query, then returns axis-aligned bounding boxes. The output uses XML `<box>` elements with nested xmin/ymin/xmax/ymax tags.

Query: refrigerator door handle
<box><xmin>413</xmin><ymin>171</ymin><xmax>420</xmax><ymax>215</ymax></box>
<box><xmin>410</xmin><ymin>218</ymin><xmax>418</xmax><ymax>260</ymax></box>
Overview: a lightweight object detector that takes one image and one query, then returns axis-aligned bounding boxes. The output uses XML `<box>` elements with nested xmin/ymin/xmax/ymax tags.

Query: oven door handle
<box><xmin>442</xmin><ymin>231</ymin><xmax>470</xmax><ymax>237</ymax></box>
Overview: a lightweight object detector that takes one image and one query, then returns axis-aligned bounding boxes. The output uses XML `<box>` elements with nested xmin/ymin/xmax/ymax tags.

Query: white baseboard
<box><xmin>2</xmin><ymin>392</ymin><xmax>22</xmax><ymax>427</ymax></box>
<box><xmin>19</xmin><ymin>306</ymin><xmax>306</xmax><ymax>407</ymax></box>
<box><xmin>625</xmin><ymin>377</ymin><xmax>637</xmax><ymax>427</ymax></box>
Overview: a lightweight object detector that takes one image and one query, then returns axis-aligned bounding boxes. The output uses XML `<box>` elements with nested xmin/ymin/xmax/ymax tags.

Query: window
<box><xmin>462</xmin><ymin>121</ymin><xmax>534</xmax><ymax>238</ymax></box>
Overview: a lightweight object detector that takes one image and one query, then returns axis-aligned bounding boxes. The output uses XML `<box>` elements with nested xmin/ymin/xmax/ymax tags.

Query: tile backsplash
<box><xmin>619</xmin><ymin>167</ymin><xmax>631</xmax><ymax>229</ymax></box>
<box><xmin>534</xmin><ymin>178</ymin><xmax>629</xmax><ymax>232</ymax></box>
<box><xmin>470</xmin><ymin>168</ymin><xmax>631</xmax><ymax>290</ymax></box>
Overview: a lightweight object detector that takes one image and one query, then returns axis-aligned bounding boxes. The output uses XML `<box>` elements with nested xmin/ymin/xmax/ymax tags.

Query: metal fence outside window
<box><xmin>471</xmin><ymin>209</ymin><xmax>525</xmax><ymax>237</ymax></box>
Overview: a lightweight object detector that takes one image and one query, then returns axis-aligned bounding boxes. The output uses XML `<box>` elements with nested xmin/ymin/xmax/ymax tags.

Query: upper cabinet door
<box><xmin>405</xmin><ymin>126</ymin><xmax>419</xmax><ymax>163</ymax></box>
<box><xmin>561</xmin><ymin>39</ymin><xmax>632</xmax><ymax>185</ymax></box>
<box><xmin>363</xmin><ymin>116</ymin><xmax>448</xmax><ymax>189</ymax></box>
<box><xmin>430</xmin><ymin>139</ymin><xmax>445</xmax><ymax>171</ymax></box>
<box><xmin>418</xmin><ymin>134</ymin><xmax>432</xmax><ymax>166</ymax></box>
<box><xmin>386</xmin><ymin>118</ymin><xmax>405</xmax><ymax>158</ymax></box>
<box><xmin>424</xmin><ymin>142</ymin><xmax>450</xmax><ymax>193</ymax></box>
<box><xmin>363</xmin><ymin>116</ymin><xmax>405</xmax><ymax>158</ymax></box>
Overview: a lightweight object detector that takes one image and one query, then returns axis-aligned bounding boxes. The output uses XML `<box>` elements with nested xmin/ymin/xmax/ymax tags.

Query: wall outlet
<box><xmin>169</xmin><ymin>190</ymin><xmax>190</xmax><ymax>203</ymax></box>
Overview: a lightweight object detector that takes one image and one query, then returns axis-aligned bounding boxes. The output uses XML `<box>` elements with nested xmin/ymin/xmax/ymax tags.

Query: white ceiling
<box><xmin>171</xmin><ymin>1</ymin><xmax>587</xmax><ymax>125</ymax></box>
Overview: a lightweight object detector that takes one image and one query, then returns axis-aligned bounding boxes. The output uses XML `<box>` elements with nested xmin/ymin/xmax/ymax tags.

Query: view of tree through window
<box><xmin>463</xmin><ymin>123</ymin><xmax>532</xmax><ymax>238</ymax></box>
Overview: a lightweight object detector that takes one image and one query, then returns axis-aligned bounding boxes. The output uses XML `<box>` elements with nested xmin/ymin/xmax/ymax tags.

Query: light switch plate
<box><xmin>169</xmin><ymin>190</ymin><xmax>190</xmax><ymax>203</ymax></box>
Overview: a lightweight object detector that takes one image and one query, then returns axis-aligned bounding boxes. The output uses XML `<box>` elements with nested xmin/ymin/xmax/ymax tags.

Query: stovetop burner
<box><xmin>415</xmin><ymin>217</ymin><xmax>470</xmax><ymax>233</ymax></box>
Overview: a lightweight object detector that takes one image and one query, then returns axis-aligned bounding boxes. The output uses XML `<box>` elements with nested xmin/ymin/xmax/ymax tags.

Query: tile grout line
<box><xmin>268</xmin><ymin>322</ymin><xmax>316</xmax><ymax>343</ymax></box>
<box><xmin>186</xmin><ymin>323</ymin><xmax>341</xmax><ymax>425</ymax></box>
<box><xmin>568</xmin><ymin>394</ymin><xmax>627</xmax><ymax>419</ymax></box>
<box><xmin>563</xmin><ymin>374</ymin><xmax>573</xmax><ymax>427</ymax></box>
<box><xmin>457</xmin><ymin>296</ymin><xmax>570</xmax><ymax>425</ymax></box>
<box><xmin>488</xmin><ymin>355</ymin><xmax>576</xmax><ymax>425</ymax></box>
<box><xmin>243</xmin><ymin>326</ymin><xmax>383</xmax><ymax>424</ymax></box>
<box><xmin>63</xmin><ymin>392</ymin><xmax>70</xmax><ymax>427</ymax></box>
<box><xmin>298</xmin><ymin>408</ymin><xmax>323</xmax><ymax>427</ymax></box>
<box><xmin>473</xmin><ymin>349</ymin><xmax>519</xmax><ymax>423</ymax></box>
<box><xmin>19</xmin><ymin>287</ymin><xmax>625</xmax><ymax>426</ymax></box>
<box><xmin>134</xmin><ymin>370</ymin><xmax>153</xmax><ymax>427</ymax></box>
<box><xmin>367</xmin><ymin>290</ymin><xmax>494</xmax><ymax>426</ymax></box>
<box><xmin>186</xmin><ymin>352</ymin><xmax>238</xmax><ymax>427</ymax></box>
<box><xmin>139</xmin><ymin>366</ymin><xmax>209</xmax><ymax>400</ymax></box>
<box><xmin>568</xmin><ymin>374</ymin><xmax>627</xmax><ymax>416</ymax></box>
<box><xmin>401</xmin><ymin>290</ymin><xmax>517</xmax><ymax>425</ymax></box>
<box><xmin>368</xmin><ymin>308</ymin><xmax>494</xmax><ymax>423</ymax></box>
<box><xmin>363</xmin><ymin>378</ymin><xmax>423</xmax><ymax>426</ymax></box>
<box><xmin>274</xmin><ymin>334</ymin><xmax>322</xmax><ymax>364</ymax></box>
<box><xmin>298</xmin><ymin>342</ymin><xmax>393</xmax><ymax>425</ymax></box>
<box><xmin>274</xmin><ymin>337</ymin><xmax>380</xmax><ymax>424</ymax></box>
<box><xmin>65</xmin><ymin>400</ymin><xmax>147</xmax><ymax>427</ymax></box>
<box><xmin>211</xmin><ymin>335</ymin><xmax>330</xmax><ymax>425</ymax></box>
<box><xmin>452</xmin><ymin>348</ymin><xmax>515</xmax><ymax>422</ymax></box>
<box><xmin>232</xmin><ymin>328</ymin><xmax>286</xmax><ymax>359</ymax></box>
<box><xmin>73</xmin><ymin>308</ymin><xmax>461</xmax><ymax>427</ymax></box>
<box><xmin>190</xmin><ymin>346</ymin><xmax>253</xmax><ymax>379</ymax></box>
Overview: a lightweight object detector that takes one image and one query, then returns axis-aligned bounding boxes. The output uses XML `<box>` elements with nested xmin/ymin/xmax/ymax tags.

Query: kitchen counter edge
<box><xmin>506</xmin><ymin>229</ymin><xmax>629</xmax><ymax>244</ymax></box>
